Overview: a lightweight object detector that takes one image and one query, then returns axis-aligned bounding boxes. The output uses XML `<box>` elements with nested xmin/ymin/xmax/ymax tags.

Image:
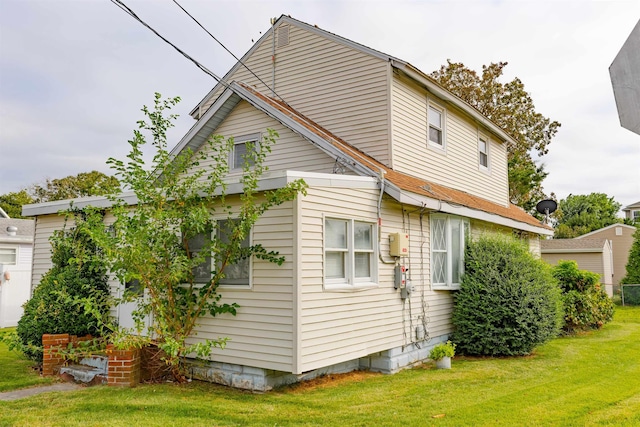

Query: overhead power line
<box><xmin>109</xmin><ymin>0</ymin><xmax>226</xmax><ymax>86</ymax></box>
<box><xmin>170</xmin><ymin>0</ymin><xmax>284</xmax><ymax>102</ymax></box>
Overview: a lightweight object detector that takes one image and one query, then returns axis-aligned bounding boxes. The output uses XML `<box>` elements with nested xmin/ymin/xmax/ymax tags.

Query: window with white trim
<box><xmin>0</xmin><ymin>247</ymin><xmax>16</xmax><ymax>265</ymax></box>
<box><xmin>324</xmin><ymin>218</ymin><xmax>376</xmax><ymax>288</ymax></box>
<box><xmin>428</xmin><ymin>104</ymin><xmax>445</xmax><ymax>148</ymax></box>
<box><xmin>187</xmin><ymin>219</ymin><xmax>251</xmax><ymax>287</ymax></box>
<box><xmin>478</xmin><ymin>135</ymin><xmax>489</xmax><ymax>169</ymax></box>
<box><xmin>231</xmin><ymin>134</ymin><xmax>260</xmax><ymax>170</ymax></box>
<box><xmin>431</xmin><ymin>214</ymin><xmax>469</xmax><ymax>289</ymax></box>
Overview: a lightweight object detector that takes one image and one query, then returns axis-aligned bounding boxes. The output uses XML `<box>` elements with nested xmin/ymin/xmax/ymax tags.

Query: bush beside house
<box><xmin>452</xmin><ymin>235</ymin><xmax>563</xmax><ymax>356</ymax></box>
<box><xmin>15</xmin><ymin>211</ymin><xmax>110</xmax><ymax>362</ymax></box>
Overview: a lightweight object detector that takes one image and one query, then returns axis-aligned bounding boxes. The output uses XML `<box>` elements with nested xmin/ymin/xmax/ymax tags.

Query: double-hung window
<box><xmin>188</xmin><ymin>219</ymin><xmax>251</xmax><ymax>287</ymax></box>
<box><xmin>324</xmin><ymin>218</ymin><xmax>376</xmax><ymax>289</ymax></box>
<box><xmin>428</xmin><ymin>104</ymin><xmax>445</xmax><ymax>149</ymax></box>
<box><xmin>431</xmin><ymin>214</ymin><xmax>469</xmax><ymax>289</ymax></box>
<box><xmin>231</xmin><ymin>134</ymin><xmax>260</xmax><ymax>170</ymax></box>
<box><xmin>478</xmin><ymin>135</ymin><xmax>489</xmax><ymax>169</ymax></box>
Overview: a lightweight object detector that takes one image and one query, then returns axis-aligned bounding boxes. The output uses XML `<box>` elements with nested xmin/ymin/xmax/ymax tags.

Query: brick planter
<box><xmin>106</xmin><ymin>344</ymin><xmax>141</xmax><ymax>387</ymax></box>
<box><xmin>42</xmin><ymin>334</ymin><xmax>70</xmax><ymax>376</ymax></box>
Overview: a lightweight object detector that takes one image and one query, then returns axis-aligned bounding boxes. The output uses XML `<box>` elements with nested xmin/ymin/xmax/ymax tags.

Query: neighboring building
<box><xmin>609</xmin><ymin>19</ymin><xmax>640</xmax><ymax>136</ymax></box>
<box><xmin>23</xmin><ymin>15</ymin><xmax>552</xmax><ymax>390</ymax></box>
<box><xmin>576</xmin><ymin>224</ymin><xmax>637</xmax><ymax>285</ymax></box>
<box><xmin>541</xmin><ymin>238</ymin><xmax>614</xmax><ymax>296</ymax></box>
<box><xmin>622</xmin><ymin>201</ymin><xmax>640</xmax><ymax>223</ymax></box>
<box><xmin>0</xmin><ymin>218</ymin><xmax>34</xmax><ymax>328</ymax></box>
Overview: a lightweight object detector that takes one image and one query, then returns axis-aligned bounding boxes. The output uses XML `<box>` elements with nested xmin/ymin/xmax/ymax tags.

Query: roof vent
<box><xmin>7</xmin><ymin>226</ymin><xmax>17</xmax><ymax>236</ymax></box>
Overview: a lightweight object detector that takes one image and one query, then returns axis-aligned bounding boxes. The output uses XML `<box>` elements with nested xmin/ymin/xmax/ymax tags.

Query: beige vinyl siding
<box><xmin>200</xmin><ymin>22</ymin><xmax>391</xmax><ymax>165</ymax></box>
<box><xmin>31</xmin><ymin>214</ymin><xmax>64</xmax><ymax>289</ymax></box>
<box><xmin>391</xmin><ymin>76</ymin><xmax>509</xmax><ymax>206</ymax></box>
<box><xmin>189</xmin><ymin>197</ymin><xmax>296</xmax><ymax>372</ymax></box>
<box><xmin>298</xmin><ymin>186</ymin><xmax>456</xmax><ymax>373</ymax></box>
<box><xmin>195</xmin><ymin>100</ymin><xmax>348</xmax><ymax>177</ymax></box>
<box><xmin>542</xmin><ymin>252</ymin><xmax>609</xmax><ymax>283</ymax></box>
<box><xmin>576</xmin><ymin>225</ymin><xmax>635</xmax><ymax>285</ymax></box>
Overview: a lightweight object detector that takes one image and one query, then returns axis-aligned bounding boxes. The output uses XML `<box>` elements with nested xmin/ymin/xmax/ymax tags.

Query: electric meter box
<box><xmin>389</xmin><ymin>232</ymin><xmax>409</xmax><ymax>257</ymax></box>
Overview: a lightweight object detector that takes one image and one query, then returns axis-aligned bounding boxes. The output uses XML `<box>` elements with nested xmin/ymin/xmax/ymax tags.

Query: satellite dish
<box><xmin>536</xmin><ymin>199</ymin><xmax>557</xmax><ymax>224</ymax></box>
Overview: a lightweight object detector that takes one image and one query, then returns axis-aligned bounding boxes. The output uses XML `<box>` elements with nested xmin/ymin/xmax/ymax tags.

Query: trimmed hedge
<box><xmin>452</xmin><ymin>234</ymin><xmax>563</xmax><ymax>356</ymax></box>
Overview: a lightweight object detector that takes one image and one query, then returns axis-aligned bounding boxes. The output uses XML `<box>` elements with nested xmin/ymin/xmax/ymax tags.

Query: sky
<box><xmin>1</xmin><ymin>0</ymin><xmax>639</xmax><ymax>212</ymax></box>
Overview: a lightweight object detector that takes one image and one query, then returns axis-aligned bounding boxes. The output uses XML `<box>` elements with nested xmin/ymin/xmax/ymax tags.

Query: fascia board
<box><xmin>394</xmin><ymin>189</ymin><xmax>553</xmax><ymax>236</ymax></box>
<box><xmin>22</xmin><ymin>193</ymin><xmax>138</xmax><ymax>217</ymax></box>
<box><xmin>231</xmin><ymin>83</ymin><xmax>379</xmax><ymax>179</ymax></box>
<box><xmin>393</xmin><ymin>61</ymin><xmax>517</xmax><ymax>146</ymax></box>
<box><xmin>541</xmin><ymin>248</ymin><xmax>603</xmax><ymax>254</ymax></box>
<box><xmin>0</xmin><ymin>236</ymin><xmax>33</xmax><ymax>244</ymax></box>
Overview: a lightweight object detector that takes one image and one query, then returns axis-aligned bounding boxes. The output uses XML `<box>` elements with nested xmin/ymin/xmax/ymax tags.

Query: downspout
<box><xmin>377</xmin><ymin>169</ymin><xmax>396</xmax><ymax>265</ymax></box>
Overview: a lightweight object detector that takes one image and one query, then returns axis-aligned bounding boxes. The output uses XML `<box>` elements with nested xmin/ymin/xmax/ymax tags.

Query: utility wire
<box><xmin>110</xmin><ymin>0</ymin><xmax>227</xmax><ymax>87</ymax></box>
<box><xmin>170</xmin><ymin>0</ymin><xmax>285</xmax><ymax>102</ymax></box>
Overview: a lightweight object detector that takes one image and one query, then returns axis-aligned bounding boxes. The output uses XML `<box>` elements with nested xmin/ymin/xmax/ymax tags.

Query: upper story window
<box><xmin>427</xmin><ymin>103</ymin><xmax>445</xmax><ymax>149</ymax></box>
<box><xmin>324</xmin><ymin>217</ymin><xmax>377</xmax><ymax>289</ymax></box>
<box><xmin>231</xmin><ymin>134</ymin><xmax>260</xmax><ymax>171</ymax></box>
<box><xmin>478</xmin><ymin>135</ymin><xmax>489</xmax><ymax>169</ymax></box>
<box><xmin>431</xmin><ymin>214</ymin><xmax>469</xmax><ymax>290</ymax></box>
<box><xmin>0</xmin><ymin>247</ymin><xmax>16</xmax><ymax>265</ymax></box>
<box><xmin>187</xmin><ymin>219</ymin><xmax>251</xmax><ymax>288</ymax></box>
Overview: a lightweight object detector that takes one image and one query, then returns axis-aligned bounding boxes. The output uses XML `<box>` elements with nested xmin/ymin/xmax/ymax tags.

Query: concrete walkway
<box><xmin>0</xmin><ymin>383</ymin><xmax>82</xmax><ymax>401</ymax></box>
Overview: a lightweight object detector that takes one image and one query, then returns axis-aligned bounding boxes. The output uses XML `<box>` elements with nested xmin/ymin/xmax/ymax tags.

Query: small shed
<box><xmin>0</xmin><ymin>218</ymin><xmax>35</xmax><ymax>327</ymax></box>
<box><xmin>541</xmin><ymin>238</ymin><xmax>614</xmax><ymax>296</ymax></box>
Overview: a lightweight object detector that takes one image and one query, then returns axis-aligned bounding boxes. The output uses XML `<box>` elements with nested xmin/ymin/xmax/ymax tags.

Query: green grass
<box><xmin>1</xmin><ymin>307</ymin><xmax>640</xmax><ymax>426</ymax></box>
<box><xmin>0</xmin><ymin>328</ymin><xmax>56</xmax><ymax>392</ymax></box>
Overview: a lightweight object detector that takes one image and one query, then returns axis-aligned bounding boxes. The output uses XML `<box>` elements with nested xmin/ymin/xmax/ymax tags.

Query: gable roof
<box><xmin>178</xmin><ymin>80</ymin><xmax>551</xmax><ymax>235</ymax></box>
<box><xmin>623</xmin><ymin>201</ymin><xmax>640</xmax><ymax>211</ymax></box>
<box><xmin>574</xmin><ymin>223</ymin><xmax>637</xmax><ymax>239</ymax></box>
<box><xmin>190</xmin><ymin>15</ymin><xmax>517</xmax><ymax>147</ymax></box>
<box><xmin>541</xmin><ymin>238</ymin><xmax>610</xmax><ymax>253</ymax></box>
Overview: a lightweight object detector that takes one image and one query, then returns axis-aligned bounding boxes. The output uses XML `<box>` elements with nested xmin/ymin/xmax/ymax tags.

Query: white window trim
<box><xmin>478</xmin><ymin>133</ymin><xmax>490</xmax><ymax>172</ymax></box>
<box><xmin>427</xmin><ymin>101</ymin><xmax>446</xmax><ymax>151</ymax></box>
<box><xmin>323</xmin><ymin>216</ymin><xmax>378</xmax><ymax>291</ymax></box>
<box><xmin>230</xmin><ymin>133</ymin><xmax>261</xmax><ymax>172</ymax></box>
<box><xmin>430</xmin><ymin>214</ymin><xmax>469</xmax><ymax>290</ymax></box>
<box><xmin>0</xmin><ymin>247</ymin><xmax>17</xmax><ymax>265</ymax></box>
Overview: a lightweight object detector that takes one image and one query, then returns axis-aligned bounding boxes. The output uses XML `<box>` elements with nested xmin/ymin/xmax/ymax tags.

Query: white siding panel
<box><xmin>391</xmin><ymin>76</ymin><xmax>510</xmax><ymax>206</ymax></box>
<box><xmin>200</xmin><ymin>23</ymin><xmax>391</xmax><ymax>165</ymax></box>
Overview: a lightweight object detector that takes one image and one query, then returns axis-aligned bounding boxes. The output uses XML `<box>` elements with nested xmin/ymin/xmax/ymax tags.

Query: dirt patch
<box><xmin>280</xmin><ymin>370</ymin><xmax>381</xmax><ymax>393</ymax></box>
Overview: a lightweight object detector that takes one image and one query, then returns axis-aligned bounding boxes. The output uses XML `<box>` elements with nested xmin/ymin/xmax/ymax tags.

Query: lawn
<box><xmin>1</xmin><ymin>307</ymin><xmax>639</xmax><ymax>427</ymax></box>
<box><xmin>0</xmin><ymin>328</ymin><xmax>56</xmax><ymax>392</ymax></box>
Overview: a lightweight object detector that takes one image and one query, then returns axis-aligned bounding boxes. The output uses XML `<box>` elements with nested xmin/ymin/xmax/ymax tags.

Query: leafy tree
<box><xmin>554</xmin><ymin>193</ymin><xmax>622</xmax><ymax>238</ymax></box>
<box><xmin>430</xmin><ymin>61</ymin><xmax>560</xmax><ymax>212</ymax></box>
<box><xmin>91</xmin><ymin>93</ymin><xmax>307</xmax><ymax>381</ymax></box>
<box><xmin>621</xmin><ymin>226</ymin><xmax>640</xmax><ymax>286</ymax></box>
<box><xmin>1</xmin><ymin>171</ymin><xmax>119</xmax><ymax>218</ymax></box>
<box><xmin>30</xmin><ymin>170</ymin><xmax>120</xmax><ymax>203</ymax></box>
<box><xmin>0</xmin><ymin>190</ymin><xmax>33</xmax><ymax>218</ymax></box>
<box><xmin>14</xmin><ymin>209</ymin><xmax>111</xmax><ymax>362</ymax></box>
<box><xmin>452</xmin><ymin>234</ymin><xmax>563</xmax><ymax>356</ymax></box>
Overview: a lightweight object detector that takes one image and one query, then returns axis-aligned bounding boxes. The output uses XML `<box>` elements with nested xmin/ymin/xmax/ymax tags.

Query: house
<box><xmin>622</xmin><ymin>201</ymin><xmax>640</xmax><ymax>223</ymax></box>
<box><xmin>23</xmin><ymin>15</ymin><xmax>553</xmax><ymax>390</ymax></box>
<box><xmin>540</xmin><ymin>238</ymin><xmax>614</xmax><ymax>296</ymax></box>
<box><xmin>0</xmin><ymin>217</ymin><xmax>34</xmax><ymax>328</ymax></box>
<box><xmin>575</xmin><ymin>223</ymin><xmax>637</xmax><ymax>285</ymax></box>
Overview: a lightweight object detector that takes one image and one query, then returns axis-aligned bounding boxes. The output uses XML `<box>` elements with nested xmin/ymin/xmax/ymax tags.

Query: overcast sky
<box><xmin>1</xmin><ymin>0</ymin><xmax>638</xmax><ymax>211</ymax></box>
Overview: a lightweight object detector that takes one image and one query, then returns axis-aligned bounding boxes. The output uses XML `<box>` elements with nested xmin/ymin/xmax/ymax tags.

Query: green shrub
<box><xmin>621</xmin><ymin>226</ymin><xmax>640</xmax><ymax>286</ymax></box>
<box><xmin>451</xmin><ymin>234</ymin><xmax>563</xmax><ymax>356</ymax></box>
<box><xmin>552</xmin><ymin>260</ymin><xmax>614</xmax><ymax>332</ymax></box>
<box><xmin>15</xmin><ymin>209</ymin><xmax>110</xmax><ymax>362</ymax></box>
